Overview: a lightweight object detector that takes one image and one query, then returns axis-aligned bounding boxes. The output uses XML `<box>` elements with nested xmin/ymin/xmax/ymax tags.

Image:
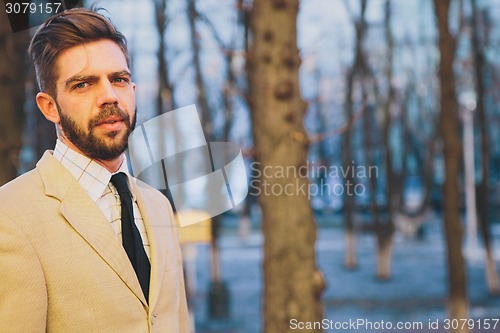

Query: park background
<box><xmin>1</xmin><ymin>0</ymin><xmax>500</xmax><ymax>332</ymax></box>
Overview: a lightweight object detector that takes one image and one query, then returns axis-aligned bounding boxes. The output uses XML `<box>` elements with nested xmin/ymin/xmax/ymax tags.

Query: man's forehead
<box><xmin>55</xmin><ymin>40</ymin><xmax>129</xmax><ymax>85</ymax></box>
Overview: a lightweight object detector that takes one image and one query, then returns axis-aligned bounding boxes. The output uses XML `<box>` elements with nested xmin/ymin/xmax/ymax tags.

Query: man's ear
<box><xmin>36</xmin><ymin>92</ymin><xmax>60</xmax><ymax>124</ymax></box>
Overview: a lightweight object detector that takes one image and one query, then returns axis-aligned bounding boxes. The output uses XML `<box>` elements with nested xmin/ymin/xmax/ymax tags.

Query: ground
<box><xmin>185</xmin><ymin>213</ymin><xmax>500</xmax><ymax>333</ymax></box>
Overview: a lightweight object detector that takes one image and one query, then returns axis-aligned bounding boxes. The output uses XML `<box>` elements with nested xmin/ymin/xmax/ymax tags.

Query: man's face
<box><xmin>53</xmin><ymin>39</ymin><xmax>136</xmax><ymax>161</ymax></box>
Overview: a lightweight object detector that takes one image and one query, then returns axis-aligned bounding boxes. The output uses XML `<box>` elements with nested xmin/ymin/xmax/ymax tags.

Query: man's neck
<box><xmin>94</xmin><ymin>156</ymin><xmax>124</xmax><ymax>174</ymax></box>
<box><xmin>59</xmin><ymin>136</ymin><xmax>124</xmax><ymax>173</ymax></box>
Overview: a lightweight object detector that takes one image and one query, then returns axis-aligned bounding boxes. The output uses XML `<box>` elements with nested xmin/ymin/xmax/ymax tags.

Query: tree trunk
<box><xmin>187</xmin><ymin>0</ymin><xmax>223</xmax><ymax>290</ymax></box>
<box><xmin>342</xmin><ymin>0</ymin><xmax>368</xmax><ymax>270</ymax></box>
<box><xmin>343</xmin><ymin>87</ymin><xmax>356</xmax><ymax>269</ymax></box>
<box><xmin>0</xmin><ymin>12</ymin><xmax>28</xmax><ymax>185</ymax></box>
<box><xmin>188</xmin><ymin>0</ymin><xmax>211</xmax><ymax>138</ymax></box>
<box><xmin>433</xmin><ymin>1</ymin><xmax>469</xmax><ymax>330</ymax></box>
<box><xmin>365</xmin><ymin>102</ymin><xmax>391</xmax><ymax>279</ymax></box>
<box><xmin>413</xmin><ymin>88</ymin><xmax>437</xmax><ymax>217</ymax></box>
<box><xmin>470</xmin><ymin>0</ymin><xmax>499</xmax><ymax>295</ymax></box>
<box><xmin>153</xmin><ymin>0</ymin><xmax>184</xmax><ymax>211</ymax></box>
<box><xmin>375</xmin><ymin>0</ymin><xmax>396</xmax><ymax>280</ymax></box>
<box><xmin>248</xmin><ymin>0</ymin><xmax>324</xmax><ymax>332</ymax></box>
<box><xmin>154</xmin><ymin>0</ymin><xmax>176</xmax><ymax>115</ymax></box>
<box><xmin>399</xmin><ymin>88</ymin><xmax>411</xmax><ymax>212</ymax></box>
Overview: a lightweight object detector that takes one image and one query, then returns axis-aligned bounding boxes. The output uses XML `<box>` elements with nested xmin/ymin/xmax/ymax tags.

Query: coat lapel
<box><xmin>133</xmin><ymin>181</ymin><xmax>177</xmax><ymax>312</ymax></box>
<box><xmin>37</xmin><ymin>152</ymin><xmax>147</xmax><ymax>306</ymax></box>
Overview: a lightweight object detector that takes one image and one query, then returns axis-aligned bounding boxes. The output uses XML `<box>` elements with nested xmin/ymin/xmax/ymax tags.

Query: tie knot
<box><xmin>110</xmin><ymin>172</ymin><xmax>130</xmax><ymax>197</ymax></box>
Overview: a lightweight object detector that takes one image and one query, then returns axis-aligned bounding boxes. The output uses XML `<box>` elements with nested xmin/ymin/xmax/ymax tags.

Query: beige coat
<box><xmin>0</xmin><ymin>151</ymin><xmax>189</xmax><ymax>332</ymax></box>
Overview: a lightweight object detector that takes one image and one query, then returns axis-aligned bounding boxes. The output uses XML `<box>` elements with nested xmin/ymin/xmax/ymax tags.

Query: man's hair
<box><xmin>28</xmin><ymin>7</ymin><xmax>130</xmax><ymax>97</ymax></box>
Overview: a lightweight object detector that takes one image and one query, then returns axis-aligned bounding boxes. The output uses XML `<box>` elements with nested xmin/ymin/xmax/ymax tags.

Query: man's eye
<box><xmin>113</xmin><ymin>78</ymin><xmax>128</xmax><ymax>83</ymax></box>
<box><xmin>75</xmin><ymin>82</ymin><xmax>88</xmax><ymax>89</ymax></box>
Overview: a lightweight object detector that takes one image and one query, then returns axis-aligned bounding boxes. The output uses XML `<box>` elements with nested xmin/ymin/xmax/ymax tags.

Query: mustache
<box><xmin>89</xmin><ymin>104</ymin><xmax>130</xmax><ymax>128</ymax></box>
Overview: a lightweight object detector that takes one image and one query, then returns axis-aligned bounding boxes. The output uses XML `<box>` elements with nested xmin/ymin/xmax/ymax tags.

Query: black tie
<box><xmin>110</xmin><ymin>172</ymin><xmax>150</xmax><ymax>303</ymax></box>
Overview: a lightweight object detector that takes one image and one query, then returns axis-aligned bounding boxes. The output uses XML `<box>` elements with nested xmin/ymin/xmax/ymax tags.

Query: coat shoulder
<box><xmin>0</xmin><ymin>169</ymin><xmax>43</xmax><ymax>204</ymax></box>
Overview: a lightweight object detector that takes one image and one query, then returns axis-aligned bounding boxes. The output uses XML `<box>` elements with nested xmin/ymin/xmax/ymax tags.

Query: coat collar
<box><xmin>36</xmin><ymin>151</ymin><xmax>173</xmax><ymax>310</ymax></box>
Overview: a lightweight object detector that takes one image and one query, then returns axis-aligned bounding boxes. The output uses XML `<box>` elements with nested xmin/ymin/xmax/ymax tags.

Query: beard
<box><xmin>57</xmin><ymin>103</ymin><xmax>137</xmax><ymax>161</ymax></box>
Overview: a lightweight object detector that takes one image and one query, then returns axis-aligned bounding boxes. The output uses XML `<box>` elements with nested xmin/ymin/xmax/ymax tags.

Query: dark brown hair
<box><xmin>28</xmin><ymin>7</ymin><xmax>130</xmax><ymax>97</ymax></box>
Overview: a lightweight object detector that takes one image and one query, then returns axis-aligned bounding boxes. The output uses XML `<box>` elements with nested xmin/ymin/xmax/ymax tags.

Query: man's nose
<box><xmin>96</xmin><ymin>81</ymin><xmax>119</xmax><ymax>106</ymax></box>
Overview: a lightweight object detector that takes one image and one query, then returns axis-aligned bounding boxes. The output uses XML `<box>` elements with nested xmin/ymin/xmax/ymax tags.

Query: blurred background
<box><xmin>1</xmin><ymin>0</ymin><xmax>500</xmax><ymax>332</ymax></box>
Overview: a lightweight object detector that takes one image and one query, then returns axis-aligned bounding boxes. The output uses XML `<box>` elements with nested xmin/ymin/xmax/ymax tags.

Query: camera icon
<box><xmin>128</xmin><ymin>105</ymin><xmax>249</xmax><ymax>227</ymax></box>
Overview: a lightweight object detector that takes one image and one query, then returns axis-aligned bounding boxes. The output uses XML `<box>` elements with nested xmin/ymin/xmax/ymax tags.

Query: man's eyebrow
<box><xmin>109</xmin><ymin>70</ymin><xmax>132</xmax><ymax>78</ymax></box>
<box><xmin>64</xmin><ymin>74</ymin><xmax>98</xmax><ymax>88</ymax></box>
<box><xmin>64</xmin><ymin>71</ymin><xmax>132</xmax><ymax>89</ymax></box>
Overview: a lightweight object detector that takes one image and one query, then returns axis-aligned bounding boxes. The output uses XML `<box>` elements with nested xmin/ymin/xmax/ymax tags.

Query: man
<box><xmin>0</xmin><ymin>8</ymin><xmax>189</xmax><ymax>332</ymax></box>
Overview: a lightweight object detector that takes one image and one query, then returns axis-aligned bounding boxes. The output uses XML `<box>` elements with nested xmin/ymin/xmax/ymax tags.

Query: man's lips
<box><xmin>95</xmin><ymin>116</ymin><xmax>125</xmax><ymax>131</ymax></box>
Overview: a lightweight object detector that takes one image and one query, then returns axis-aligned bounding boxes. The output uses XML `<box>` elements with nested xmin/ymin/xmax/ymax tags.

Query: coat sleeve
<box><xmin>0</xmin><ymin>212</ymin><xmax>47</xmax><ymax>332</ymax></box>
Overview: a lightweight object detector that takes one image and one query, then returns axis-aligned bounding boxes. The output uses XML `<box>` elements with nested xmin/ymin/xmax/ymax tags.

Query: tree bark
<box><xmin>375</xmin><ymin>0</ymin><xmax>396</xmax><ymax>280</ymax></box>
<box><xmin>187</xmin><ymin>0</ymin><xmax>224</xmax><ymax>288</ymax></box>
<box><xmin>0</xmin><ymin>12</ymin><xmax>28</xmax><ymax>185</ymax></box>
<box><xmin>248</xmin><ymin>0</ymin><xmax>324</xmax><ymax>331</ymax></box>
<box><xmin>399</xmin><ymin>87</ymin><xmax>411</xmax><ymax>212</ymax></box>
<box><xmin>188</xmin><ymin>0</ymin><xmax>211</xmax><ymax>138</ymax></box>
<box><xmin>470</xmin><ymin>0</ymin><xmax>499</xmax><ymax>295</ymax></box>
<box><xmin>342</xmin><ymin>0</ymin><xmax>368</xmax><ymax>270</ymax></box>
<box><xmin>433</xmin><ymin>0</ymin><xmax>469</xmax><ymax>330</ymax></box>
<box><xmin>154</xmin><ymin>0</ymin><xmax>176</xmax><ymax>115</ymax></box>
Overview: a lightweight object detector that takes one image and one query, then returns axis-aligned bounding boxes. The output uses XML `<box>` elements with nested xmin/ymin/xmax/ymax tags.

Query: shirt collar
<box><xmin>53</xmin><ymin>139</ymin><xmax>135</xmax><ymax>203</ymax></box>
